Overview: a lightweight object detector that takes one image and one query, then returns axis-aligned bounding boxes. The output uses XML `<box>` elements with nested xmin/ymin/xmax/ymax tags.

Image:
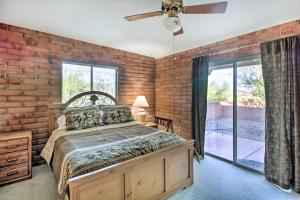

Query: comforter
<box><xmin>41</xmin><ymin>121</ymin><xmax>185</xmax><ymax>197</ymax></box>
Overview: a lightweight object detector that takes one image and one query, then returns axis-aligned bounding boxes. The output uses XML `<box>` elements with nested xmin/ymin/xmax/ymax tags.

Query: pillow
<box><xmin>56</xmin><ymin>115</ymin><xmax>66</xmax><ymax>128</ymax></box>
<box><xmin>99</xmin><ymin>105</ymin><xmax>134</xmax><ymax>125</ymax></box>
<box><xmin>64</xmin><ymin>106</ymin><xmax>103</xmax><ymax>130</ymax></box>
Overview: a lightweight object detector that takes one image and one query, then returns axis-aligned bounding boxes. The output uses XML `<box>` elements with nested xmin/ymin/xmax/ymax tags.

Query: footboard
<box><xmin>68</xmin><ymin>140</ymin><xmax>194</xmax><ymax>200</ymax></box>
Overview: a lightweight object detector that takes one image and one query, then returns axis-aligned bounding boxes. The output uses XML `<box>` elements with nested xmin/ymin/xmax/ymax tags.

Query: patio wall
<box><xmin>207</xmin><ymin>102</ymin><xmax>264</xmax><ymax>122</ymax></box>
<box><xmin>207</xmin><ymin>102</ymin><xmax>223</xmax><ymax>120</ymax></box>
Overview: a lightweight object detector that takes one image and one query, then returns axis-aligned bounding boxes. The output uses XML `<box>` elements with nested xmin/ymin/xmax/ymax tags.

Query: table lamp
<box><xmin>133</xmin><ymin>96</ymin><xmax>149</xmax><ymax>122</ymax></box>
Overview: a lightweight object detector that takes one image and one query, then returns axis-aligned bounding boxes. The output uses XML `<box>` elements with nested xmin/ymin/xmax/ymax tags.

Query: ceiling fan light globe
<box><xmin>162</xmin><ymin>0</ymin><xmax>173</xmax><ymax>4</ymax></box>
<box><xmin>163</xmin><ymin>17</ymin><xmax>181</xmax><ymax>33</ymax></box>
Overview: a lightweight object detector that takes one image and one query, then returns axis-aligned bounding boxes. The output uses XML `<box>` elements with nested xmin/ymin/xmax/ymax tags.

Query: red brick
<box><xmin>6</xmin><ymin>72</ymin><xmax>35</xmax><ymax>79</ymax></box>
<box><xmin>8</xmin><ymin>119</ymin><xmax>22</xmax><ymax>125</ymax></box>
<box><xmin>0</xmin><ymin>108</ymin><xmax>6</xmax><ymax>114</ymax></box>
<box><xmin>21</xmin><ymin>118</ymin><xmax>36</xmax><ymax>124</ymax></box>
<box><xmin>0</xmin><ymin>66</ymin><xmax>20</xmax><ymax>73</ymax></box>
<box><xmin>7</xmin><ymin>60</ymin><xmax>35</xmax><ymax>68</ymax></box>
<box><xmin>0</xmin><ymin>96</ymin><xmax>7</xmax><ymax>101</ymax></box>
<box><xmin>22</xmin><ymin>56</ymin><xmax>49</xmax><ymax>64</ymax></box>
<box><xmin>8</xmin><ymin>79</ymin><xmax>21</xmax><ymax>84</ymax></box>
<box><xmin>0</xmin><ymin>90</ymin><xmax>21</xmax><ymax>96</ymax></box>
<box><xmin>7</xmin><ymin>84</ymin><xmax>21</xmax><ymax>90</ymax></box>
<box><xmin>0</xmin><ymin>125</ymin><xmax>22</xmax><ymax>132</ymax></box>
<box><xmin>0</xmin><ymin>29</ymin><xmax>7</xmax><ymax>41</ymax></box>
<box><xmin>23</xmin><ymin>90</ymin><xmax>49</xmax><ymax>96</ymax></box>
<box><xmin>23</xmin><ymin>79</ymin><xmax>49</xmax><ymax>85</ymax></box>
<box><xmin>0</xmin><ymin>114</ymin><xmax>13</xmax><ymax>121</ymax></box>
<box><xmin>22</xmin><ymin>122</ymin><xmax>48</xmax><ymax>129</ymax></box>
<box><xmin>8</xmin><ymin>96</ymin><xmax>36</xmax><ymax>101</ymax></box>
<box><xmin>7</xmin><ymin>32</ymin><xmax>26</xmax><ymax>45</ymax></box>
<box><xmin>0</xmin><ymin>23</ymin><xmax>8</xmax><ymax>30</ymax></box>
<box><xmin>0</xmin><ymin>48</ymin><xmax>6</xmax><ymax>54</ymax></box>
<box><xmin>8</xmin><ymin>49</ymin><xmax>35</xmax><ymax>57</ymax></box>
<box><xmin>0</xmin><ymin>102</ymin><xmax>21</xmax><ymax>108</ymax></box>
<box><xmin>0</xmin><ymin>42</ymin><xmax>22</xmax><ymax>49</ymax></box>
<box><xmin>0</xmin><ymin>120</ymin><xmax>7</xmax><ymax>126</ymax></box>
<box><xmin>21</xmin><ymin>85</ymin><xmax>37</xmax><ymax>91</ymax></box>
<box><xmin>7</xmin><ymin>107</ymin><xmax>36</xmax><ymax>113</ymax></box>
<box><xmin>8</xmin><ymin>25</ymin><xmax>35</xmax><ymax>35</ymax></box>
<box><xmin>5</xmin><ymin>54</ymin><xmax>21</xmax><ymax>61</ymax></box>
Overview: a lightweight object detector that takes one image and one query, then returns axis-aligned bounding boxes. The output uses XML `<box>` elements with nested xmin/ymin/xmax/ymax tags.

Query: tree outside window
<box><xmin>62</xmin><ymin>63</ymin><xmax>117</xmax><ymax>103</ymax></box>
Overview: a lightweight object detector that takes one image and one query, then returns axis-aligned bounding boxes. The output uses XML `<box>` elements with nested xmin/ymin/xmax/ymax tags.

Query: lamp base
<box><xmin>136</xmin><ymin>108</ymin><xmax>146</xmax><ymax>122</ymax></box>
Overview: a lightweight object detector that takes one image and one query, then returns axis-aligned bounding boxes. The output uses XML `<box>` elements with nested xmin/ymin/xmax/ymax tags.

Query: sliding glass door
<box><xmin>205</xmin><ymin>56</ymin><xmax>265</xmax><ymax>173</ymax></box>
<box><xmin>205</xmin><ymin>65</ymin><xmax>233</xmax><ymax>161</ymax></box>
<box><xmin>236</xmin><ymin>61</ymin><xmax>265</xmax><ymax>172</ymax></box>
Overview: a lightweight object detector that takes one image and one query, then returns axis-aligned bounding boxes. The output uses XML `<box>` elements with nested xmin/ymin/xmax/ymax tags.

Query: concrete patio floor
<box><xmin>205</xmin><ymin>132</ymin><xmax>265</xmax><ymax>170</ymax></box>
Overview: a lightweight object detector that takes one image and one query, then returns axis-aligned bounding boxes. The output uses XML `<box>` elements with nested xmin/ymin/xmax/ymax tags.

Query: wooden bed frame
<box><xmin>48</xmin><ymin>91</ymin><xmax>194</xmax><ymax>200</ymax></box>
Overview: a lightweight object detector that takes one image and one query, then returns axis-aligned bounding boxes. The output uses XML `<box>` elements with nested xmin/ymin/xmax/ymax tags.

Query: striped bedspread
<box><xmin>41</xmin><ymin>121</ymin><xmax>185</xmax><ymax>197</ymax></box>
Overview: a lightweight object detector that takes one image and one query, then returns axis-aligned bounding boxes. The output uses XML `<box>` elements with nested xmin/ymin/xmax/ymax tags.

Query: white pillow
<box><xmin>56</xmin><ymin>115</ymin><xmax>66</xmax><ymax>128</ymax></box>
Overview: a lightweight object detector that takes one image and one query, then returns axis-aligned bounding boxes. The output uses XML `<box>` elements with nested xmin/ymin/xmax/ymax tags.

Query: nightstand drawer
<box><xmin>0</xmin><ymin>138</ymin><xmax>28</xmax><ymax>154</ymax></box>
<box><xmin>0</xmin><ymin>151</ymin><xmax>28</xmax><ymax>168</ymax></box>
<box><xmin>0</xmin><ymin>164</ymin><xmax>29</xmax><ymax>182</ymax></box>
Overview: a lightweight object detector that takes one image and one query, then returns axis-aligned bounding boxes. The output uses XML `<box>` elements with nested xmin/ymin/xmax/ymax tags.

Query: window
<box><xmin>62</xmin><ymin>62</ymin><xmax>118</xmax><ymax>103</ymax></box>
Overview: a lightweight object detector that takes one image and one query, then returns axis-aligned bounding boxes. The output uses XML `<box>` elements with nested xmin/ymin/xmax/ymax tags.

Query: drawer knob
<box><xmin>7</xmin><ymin>171</ymin><xmax>18</xmax><ymax>176</ymax></box>
<box><xmin>6</xmin><ymin>144</ymin><xmax>18</xmax><ymax>149</ymax></box>
<box><xmin>7</xmin><ymin>157</ymin><xmax>19</xmax><ymax>162</ymax></box>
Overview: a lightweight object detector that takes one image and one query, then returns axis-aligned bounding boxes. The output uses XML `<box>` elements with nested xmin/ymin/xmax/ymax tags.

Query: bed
<box><xmin>42</xmin><ymin>91</ymin><xmax>194</xmax><ymax>200</ymax></box>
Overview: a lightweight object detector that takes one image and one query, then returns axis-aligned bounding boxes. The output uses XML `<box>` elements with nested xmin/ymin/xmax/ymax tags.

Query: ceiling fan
<box><xmin>124</xmin><ymin>0</ymin><xmax>228</xmax><ymax>36</ymax></box>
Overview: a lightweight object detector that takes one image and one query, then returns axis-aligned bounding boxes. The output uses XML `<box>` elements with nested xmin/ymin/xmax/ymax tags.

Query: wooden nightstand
<box><xmin>144</xmin><ymin>122</ymin><xmax>158</xmax><ymax>128</ymax></box>
<box><xmin>0</xmin><ymin>130</ymin><xmax>32</xmax><ymax>186</ymax></box>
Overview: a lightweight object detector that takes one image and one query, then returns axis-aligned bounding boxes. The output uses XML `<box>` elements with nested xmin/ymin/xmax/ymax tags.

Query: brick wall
<box><xmin>0</xmin><ymin>23</ymin><xmax>155</xmax><ymax>166</ymax></box>
<box><xmin>155</xmin><ymin>19</ymin><xmax>300</xmax><ymax>140</ymax></box>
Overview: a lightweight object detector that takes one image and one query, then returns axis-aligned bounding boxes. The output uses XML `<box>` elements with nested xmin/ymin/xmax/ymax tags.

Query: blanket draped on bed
<box><xmin>41</xmin><ymin>122</ymin><xmax>185</xmax><ymax>197</ymax></box>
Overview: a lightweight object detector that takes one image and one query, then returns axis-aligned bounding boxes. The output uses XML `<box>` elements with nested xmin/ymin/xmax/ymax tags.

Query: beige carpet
<box><xmin>1</xmin><ymin>157</ymin><xmax>300</xmax><ymax>200</ymax></box>
<box><xmin>0</xmin><ymin>165</ymin><xmax>59</xmax><ymax>200</ymax></box>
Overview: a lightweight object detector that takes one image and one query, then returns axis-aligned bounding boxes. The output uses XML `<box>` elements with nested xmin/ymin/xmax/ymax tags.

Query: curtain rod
<box><xmin>193</xmin><ymin>33</ymin><xmax>300</xmax><ymax>59</ymax></box>
<box><xmin>191</xmin><ymin>43</ymin><xmax>259</xmax><ymax>59</ymax></box>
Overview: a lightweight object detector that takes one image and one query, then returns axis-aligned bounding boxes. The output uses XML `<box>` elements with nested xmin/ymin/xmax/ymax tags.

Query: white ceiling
<box><xmin>0</xmin><ymin>0</ymin><xmax>299</xmax><ymax>58</ymax></box>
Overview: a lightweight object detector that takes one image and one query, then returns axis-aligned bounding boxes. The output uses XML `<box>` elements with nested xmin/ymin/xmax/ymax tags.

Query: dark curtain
<box><xmin>192</xmin><ymin>56</ymin><xmax>209</xmax><ymax>158</ymax></box>
<box><xmin>260</xmin><ymin>35</ymin><xmax>300</xmax><ymax>192</ymax></box>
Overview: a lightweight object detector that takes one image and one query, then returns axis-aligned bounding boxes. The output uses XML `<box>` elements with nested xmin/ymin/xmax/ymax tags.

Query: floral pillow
<box><xmin>64</xmin><ymin>106</ymin><xmax>104</xmax><ymax>130</ymax></box>
<box><xmin>99</xmin><ymin>105</ymin><xmax>134</xmax><ymax>125</ymax></box>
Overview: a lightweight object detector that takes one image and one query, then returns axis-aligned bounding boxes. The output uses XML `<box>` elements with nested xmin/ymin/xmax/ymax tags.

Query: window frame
<box><xmin>61</xmin><ymin>61</ymin><xmax>119</xmax><ymax>103</ymax></box>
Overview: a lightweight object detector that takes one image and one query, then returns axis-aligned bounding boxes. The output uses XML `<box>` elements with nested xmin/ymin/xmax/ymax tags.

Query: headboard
<box><xmin>48</xmin><ymin>91</ymin><xmax>118</xmax><ymax>134</ymax></box>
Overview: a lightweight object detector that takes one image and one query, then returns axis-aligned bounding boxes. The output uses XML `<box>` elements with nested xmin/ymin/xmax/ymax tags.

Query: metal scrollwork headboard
<box><xmin>48</xmin><ymin>91</ymin><xmax>118</xmax><ymax>134</ymax></box>
<box><xmin>65</xmin><ymin>91</ymin><xmax>117</xmax><ymax>107</ymax></box>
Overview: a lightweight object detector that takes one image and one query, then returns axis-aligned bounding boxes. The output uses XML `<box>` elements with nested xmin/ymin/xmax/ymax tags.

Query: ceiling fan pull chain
<box><xmin>173</xmin><ymin>35</ymin><xmax>177</xmax><ymax>61</ymax></box>
<box><xmin>173</xmin><ymin>35</ymin><xmax>175</xmax><ymax>53</ymax></box>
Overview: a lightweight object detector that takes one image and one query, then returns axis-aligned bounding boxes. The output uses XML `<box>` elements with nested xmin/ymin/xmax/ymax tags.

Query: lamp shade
<box><xmin>133</xmin><ymin>96</ymin><xmax>149</xmax><ymax>108</ymax></box>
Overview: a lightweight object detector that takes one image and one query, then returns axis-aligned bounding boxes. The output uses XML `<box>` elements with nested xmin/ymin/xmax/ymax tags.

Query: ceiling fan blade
<box><xmin>125</xmin><ymin>11</ymin><xmax>162</xmax><ymax>21</ymax></box>
<box><xmin>183</xmin><ymin>1</ymin><xmax>228</xmax><ymax>14</ymax></box>
<box><xmin>173</xmin><ymin>27</ymin><xmax>184</xmax><ymax>36</ymax></box>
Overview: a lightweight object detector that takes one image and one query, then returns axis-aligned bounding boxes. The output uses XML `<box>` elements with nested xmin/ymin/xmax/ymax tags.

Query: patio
<box><xmin>205</xmin><ymin>102</ymin><xmax>265</xmax><ymax>171</ymax></box>
<box><xmin>205</xmin><ymin>131</ymin><xmax>265</xmax><ymax>171</ymax></box>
